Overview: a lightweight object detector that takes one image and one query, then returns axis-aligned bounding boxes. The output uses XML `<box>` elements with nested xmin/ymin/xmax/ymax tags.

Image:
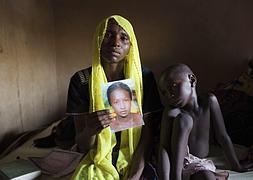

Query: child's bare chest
<box><xmin>188</xmin><ymin>108</ymin><xmax>211</xmax><ymax>157</ymax></box>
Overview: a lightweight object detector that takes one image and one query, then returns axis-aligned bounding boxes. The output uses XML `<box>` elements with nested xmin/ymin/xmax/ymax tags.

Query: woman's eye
<box><xmin>121</xmin><ymin>34</ymin><xmax>129</xmax><ymax>41</ymax></box>
<box><xmin>105</xmin><ymin>32</ymin><xmax>112</xmax><ymax>39</ymax></box>
<box><xmin>121</xmin><ymin>36</ymin><xmax>127</xmax><ymax>41</ymax></box>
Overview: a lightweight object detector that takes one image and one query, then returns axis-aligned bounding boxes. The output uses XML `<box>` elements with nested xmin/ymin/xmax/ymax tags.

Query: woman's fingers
<box><xmin>86</xmin><ymin>110</ymin><xmax>116</xmax><ymax>131</ymax></box>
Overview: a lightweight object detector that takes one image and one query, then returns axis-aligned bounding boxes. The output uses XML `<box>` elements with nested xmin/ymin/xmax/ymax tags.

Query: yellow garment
<box><xmin>72</xmin><ymin>15</ymin><xmax>143</xmax><ymax>180</ymax></box>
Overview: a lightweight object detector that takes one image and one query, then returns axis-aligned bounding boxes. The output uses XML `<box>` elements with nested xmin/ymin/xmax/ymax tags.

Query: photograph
<box><xmin>101</xmin><ymin>79</ymin><xmax>144</xmax><ymax>132</ymax></box>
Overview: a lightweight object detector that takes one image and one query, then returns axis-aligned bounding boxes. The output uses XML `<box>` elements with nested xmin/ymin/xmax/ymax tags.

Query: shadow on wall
<box><xmin>0</xmin><ymin>131</ymin><xmax>20</xmax><ymax>155</ymax></box>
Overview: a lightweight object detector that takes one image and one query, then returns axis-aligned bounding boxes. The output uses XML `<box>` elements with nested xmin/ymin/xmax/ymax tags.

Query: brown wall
<box><xmin>53</xmin><ymin>0</ymin><xmax>253</xmax><ymax>109</ymax></box>
<box><xmin>0</xmin><ymin>0</ymin><xmax>59</xmax><ymax>149</ymax></box>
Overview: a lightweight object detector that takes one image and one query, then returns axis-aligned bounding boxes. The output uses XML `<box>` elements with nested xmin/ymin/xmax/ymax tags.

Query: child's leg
<box><xmin>158</xmin><ymin>147</ymin><xmax>170</xmax><ymax>179</ymax></box>
<box><xmin>190</xmin><ymin>170</ymin><xmax>216</xmax><ymax>180</ymax></box>
<box><xmin>171</xmin><ymin>113</ymin><xmax>193</xmax><ymax>180</ymax></box>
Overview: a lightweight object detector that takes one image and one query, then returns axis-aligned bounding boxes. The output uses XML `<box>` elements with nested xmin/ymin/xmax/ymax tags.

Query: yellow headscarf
<box><xmin>72</xmin><ymin>15</ymin><xmax>143</xmax><ymax>180</ymax></box>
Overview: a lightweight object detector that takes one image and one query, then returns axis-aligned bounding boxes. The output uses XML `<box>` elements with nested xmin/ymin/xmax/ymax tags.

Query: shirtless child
<box><xmin>158</xmin><ymin>64</ymin><xmax>250</xmax><ymax>180</ymax></box>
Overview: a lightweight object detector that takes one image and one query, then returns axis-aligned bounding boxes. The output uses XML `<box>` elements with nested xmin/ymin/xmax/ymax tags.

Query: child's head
<box><xmin>159</xmin><ymin>64</ymin><xmax>197</xmax><ymax>107</ymax></box>
<box><xmin>107</xmin><ymin>82</ymin><xmax>132</xmax><ymax>118</ymax></box>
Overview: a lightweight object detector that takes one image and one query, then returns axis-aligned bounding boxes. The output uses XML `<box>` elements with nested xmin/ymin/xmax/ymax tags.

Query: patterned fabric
<box><xmin>183</xmin><ymin>146</ymin><xmax>216</xmax><ymax>179</ymax></box>
<box><xmin>182</xmin><ymin>147</ymin><xmax>229</xmax><ymax>180</ymax></box>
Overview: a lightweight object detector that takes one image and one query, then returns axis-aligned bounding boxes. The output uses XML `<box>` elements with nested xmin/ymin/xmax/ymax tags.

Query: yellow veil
<box><xmin>72</xmin><ymin>15</ymin><xmax>143</xmax><ymax>180</ymax></box>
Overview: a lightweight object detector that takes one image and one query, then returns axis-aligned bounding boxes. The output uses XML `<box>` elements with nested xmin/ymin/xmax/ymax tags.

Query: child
<box><xmin>158</xmin><ymin>64</ymin><xmax>250</xmax><ymax>180</ymax></box>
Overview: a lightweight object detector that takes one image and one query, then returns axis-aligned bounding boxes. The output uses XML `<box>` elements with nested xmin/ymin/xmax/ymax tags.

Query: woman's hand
<box><xmin>74</xmin><ymin>109</ymin><xmax>116</xmax><ymax>153</ymax></box>
<box><xmin>85</xmin><ymin>110</ymin><xmax>116</xmax><ymax>134</ymax></box>
<box><xmin>75</xmin><ymin>109</ymin><xmax>116</xmax><ymax>135</ymax></box>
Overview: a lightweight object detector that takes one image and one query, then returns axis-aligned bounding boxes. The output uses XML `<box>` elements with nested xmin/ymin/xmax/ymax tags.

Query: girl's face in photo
<box><xmin>109</xmin><ymin>88</ymin><xmax>131</xmax><ymax>118</ymax></box>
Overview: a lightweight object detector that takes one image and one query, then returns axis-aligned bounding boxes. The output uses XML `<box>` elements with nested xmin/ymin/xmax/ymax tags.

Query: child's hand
<box><xmin>238</xmin><ymin>160</ymin><xmax>253</xmax><ymax>172</ymax></box>
<box><xmin>232</xmin><ymin>160</ymin><xmax>253</xmax><ymax>172</ymax></box>
<box><xmin>236</xmin><ymin>146</ymin><xmax>253</xmax><ymax>172</ymax></box>
<box><xmin>127</xmin><ymin>154</ymin><xmax>145</xmax><ymax>180</ymax></box>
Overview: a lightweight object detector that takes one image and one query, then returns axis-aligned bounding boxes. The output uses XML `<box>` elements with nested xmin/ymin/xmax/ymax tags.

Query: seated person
<box><xmin>68</xmin><ymin>15</ymin><xmax>163</xmax><ymax>179</ymax></box>
<box><xmin>158</xmin><ymin>64</ymin><xmax>252</xmax><ymax>180</ymax></box>
<box><xmin>106</xmin><ymin>81</ymin><xmax>143</xmax><ymax>132</ymax></box>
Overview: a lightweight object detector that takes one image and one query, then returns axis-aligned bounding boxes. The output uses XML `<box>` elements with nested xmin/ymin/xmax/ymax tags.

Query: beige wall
<box><xmin>0</xmin><ymin>0</ymin><xmax>59</xmax><ymax>150</ymax></box>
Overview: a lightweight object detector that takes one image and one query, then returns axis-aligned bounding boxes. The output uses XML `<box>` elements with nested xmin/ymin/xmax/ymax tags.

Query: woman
<box><xmin>68</xmin><ymin>15</ymin><xmax>162</xmax><ymax>179</ymax></box>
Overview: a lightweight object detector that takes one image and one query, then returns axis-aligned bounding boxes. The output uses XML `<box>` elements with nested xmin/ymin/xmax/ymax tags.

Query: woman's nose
<box><xmin>111</xmin><ymin>35</ymin><xmax>120</xmax><ymax>47</ymax></box>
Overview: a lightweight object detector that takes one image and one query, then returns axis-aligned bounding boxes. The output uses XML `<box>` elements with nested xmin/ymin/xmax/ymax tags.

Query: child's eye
<box><xmin>172</xmin><ymin>83</ymin><xmax>177</xmax><ymax>87</ymax></box>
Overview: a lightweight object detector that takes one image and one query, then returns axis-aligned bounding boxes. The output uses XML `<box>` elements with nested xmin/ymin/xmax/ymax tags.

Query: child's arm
<box><xmin>158</xmin><ymin>109</ymin><xmax>172</xmax><ymax>180</ymax></box>
<box><xmin>209</xmin><ymin>93</ymin><xmax>243</xmax><ymax>171</ymax></box>
<box><xmin>159</xmin><ymin>108</ymin><xmax>193</xmax><ymax>180</ymax></box>
<box><xmin>170</xmin><ymin>113</ymin><xmax>193</xmax><ymax>180</ymax></box>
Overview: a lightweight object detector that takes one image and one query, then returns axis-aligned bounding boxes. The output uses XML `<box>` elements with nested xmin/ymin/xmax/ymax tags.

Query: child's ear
<box><xmin>188</xmin><ymin>74</ymin><xmax>197</xmax><ymax>87</ymax></box>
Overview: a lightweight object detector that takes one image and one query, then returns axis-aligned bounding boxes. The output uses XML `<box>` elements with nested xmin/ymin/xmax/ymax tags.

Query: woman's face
<box><xmin>109</xmin><ymin>88</ymin><xmax>131</xmax><ymax>118</ymax></box>
<box><xmin>100</xmin><ymin>19</ymin><xmax>131</xmax><ymax>64</ymax></box>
